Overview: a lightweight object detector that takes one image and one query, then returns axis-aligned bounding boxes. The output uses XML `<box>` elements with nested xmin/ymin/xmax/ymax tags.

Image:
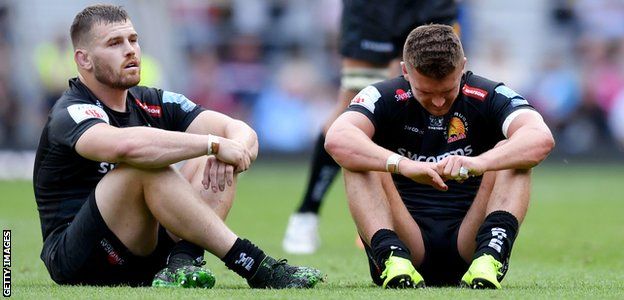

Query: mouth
<box><xmin>124</xmin><ymin>61</ymin><xmax>140</xmax><ymax>70</ymax></box>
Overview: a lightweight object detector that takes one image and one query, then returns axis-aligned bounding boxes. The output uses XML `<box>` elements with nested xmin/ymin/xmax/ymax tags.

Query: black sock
<box><xmin>370</xmin><ymin>229</ymin><xmax>411</xmax><ymax>269</ymax></box>
<box><xmin>221</xmin><ymin>238</ymin><xmax>267</xmax><ymax>280</ymax></box>
<box><xmin>167</xmin><ymin>240</ymin><xmax>204</xmax><ymax>267</ymax></box>
<box><xmin>473</xmin><ymin>210</ymin><xmax>519</xmax><ymax>263</ymax></box>
<box><xmin>297</xmin><ymin>133</ymin><xmax>341</xmax><ymax>214</ymax></box>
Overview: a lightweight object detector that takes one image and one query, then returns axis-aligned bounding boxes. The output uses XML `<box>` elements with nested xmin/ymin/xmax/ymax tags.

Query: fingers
<box><xmin>209</xmin><ymin>157</ymin><xmax>219</xmax><ymax>192</ymax></box>
<box><xmin>428</xmin><ymin>169</ymin><xmax>448</xmax><ymax>191</ymax></box>
<box><xmin>217</xmin><ymin>161</ymin><xmax>226</xmax><ymax>191</ymax></box>
<box><xmin>225</xmin><ymin>164</ymin><xmax>234</xmax><ymax>187</ymax></box>
<box><xmin>202</xmin><ymin>156</ymin><xmax>215</xmax><ymax>190</ymax></box>
<box><xmin>437</xmin><ymin>156</ymin><xmax>470</xmax><ymax>180</ymax></box>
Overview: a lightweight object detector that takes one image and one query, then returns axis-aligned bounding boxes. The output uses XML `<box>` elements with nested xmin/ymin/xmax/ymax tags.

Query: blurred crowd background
<box><xmin>1</xmin><ymin>0</ymin><xmax>623</xmax><ymax>161</ymax></box>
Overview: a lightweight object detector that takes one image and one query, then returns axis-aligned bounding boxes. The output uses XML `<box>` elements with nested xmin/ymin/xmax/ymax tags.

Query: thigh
<box><xmin>41</xmin><ymin>192</ymin><xmax>175</xmax><ymax>286</ymax></box>
<box><xmin>95</xmin><ymin>164</ymin><xmax>160</xmax><ymax>256</ymax></box>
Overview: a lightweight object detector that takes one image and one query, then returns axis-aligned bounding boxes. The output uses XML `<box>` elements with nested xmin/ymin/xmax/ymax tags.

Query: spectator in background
<box><xmin>34</xmin><ymin>31</ymin><xmax>75</xmax><ymax>111</ymax></box>
<box><xmin>253</xmin><ymin>56</ymin><xmax>327</xmax><ymax>152</ymax></box>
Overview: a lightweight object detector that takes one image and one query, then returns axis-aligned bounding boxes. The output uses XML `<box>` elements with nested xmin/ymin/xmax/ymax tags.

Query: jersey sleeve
<box><xmin>345</xmin><ymin>85</ymin><xmax>388</xmax><ymax>130</ymax></box>
<box><xmin>160</xmin><ymin>91</ymin><xmax>205</xmax><ymax>132</ymax></box>
<box><xmin>48</xmin><ymin>103</ymin><xmax>109</xmax><ymax>148</ymax></box>
<box><xmin>487</xmin><ymin>85</ymin><xmax>536</xmax><ymax>138</ymax></box>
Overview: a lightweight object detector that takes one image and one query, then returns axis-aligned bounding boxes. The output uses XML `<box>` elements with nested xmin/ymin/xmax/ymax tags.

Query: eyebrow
<box><xmin>105</xmin><ymin>32</ymin><xmax>138</xmax><ymax>44</ymax></box>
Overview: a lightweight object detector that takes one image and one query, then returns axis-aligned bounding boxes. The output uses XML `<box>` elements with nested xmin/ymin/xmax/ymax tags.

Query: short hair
<box><xmin>70</xmin><ymin>4</ymin><xmax>129</xmax><ymax>48</ymax></box>
<box><xmin>403</xmin><ymin>24</ymin><xmax>464</xmax><ymax>79</ymax></box>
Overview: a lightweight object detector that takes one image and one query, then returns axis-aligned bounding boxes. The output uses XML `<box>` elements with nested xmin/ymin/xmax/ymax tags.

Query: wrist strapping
<box><xmin>385</xmin><ymin>153</ymin><xmax>405</xmax><ymax>174</ymax></box>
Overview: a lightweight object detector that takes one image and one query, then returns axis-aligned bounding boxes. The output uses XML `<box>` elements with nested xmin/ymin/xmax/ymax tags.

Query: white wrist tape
<box><xmin>385</xmin><ymin>153</ymin><xmax>405</xmax><ymax>174</ymax></box>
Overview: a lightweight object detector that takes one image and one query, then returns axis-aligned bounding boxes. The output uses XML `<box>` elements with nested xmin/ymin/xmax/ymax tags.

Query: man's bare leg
<box><xmin>457</xmin><ymin>167</ymin><xmax>531</xmax><ymax>289</ymax></box>
<box><xmin>379</xmin><ymin>172</ymin><xmax>426</xmax><ymax>266</ymax></box>
<box><xmin>344</xmin><ymin>169</ymin><xmax>424</xmax><ymax>288</ymax></box>
<box><xmin>95</xmin><ymin>164</ymin><xmax>236</xmax><ymax>258</ymax></box>
<box><xmin>180</xmin><ymin>156</ymin><xmax>237</xmax><ymax>220</ymax></box>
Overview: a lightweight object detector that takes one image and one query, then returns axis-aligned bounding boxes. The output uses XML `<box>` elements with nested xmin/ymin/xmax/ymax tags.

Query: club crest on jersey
<box><xmin>462</xmin><ymin>84</ymin><xmax>488</xmax><ymax>101</ymax></box>
<box><xmin>447</xmin><ymin>112</ymin><xmax>468</xmax><ymax>143</ymax></box>
<box><xmin>67</xmin><ymin>104</ymin><xmax>110</xmax><ymax>124</ymax></box>
<box><xmin>350</xmin><ymin>86</ymin><xmax>381</xmax><ymax>113</ymax></box>
<box><xmin>394</xmin><ymin>89</ymin><xmax>412</xmax><ymax>101</ymax></box>
<box><xmin>135</xmin><ymin>98</ymin><xmax>162</xmax><ymax>117</ymax></box>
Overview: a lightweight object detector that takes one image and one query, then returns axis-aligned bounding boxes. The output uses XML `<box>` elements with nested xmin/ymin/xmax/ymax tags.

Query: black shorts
<box><xmin>340</xmin><ymin>0</ymin><xmax>458</xmax><ymax>64</ymax></box>
<box><xmin>414</xmin><ymin>214</ymin><xmax>468</xmax><ymax>286</ymax></box>
<box><xmin>364</xmin><ymin>214</ymin><xmax>468</xmax><ymax>287</ymax></box>
<box><xmin>40</xmin><ymin>191</ymin><xmax>176</xmax><ymax>286</ymax></box>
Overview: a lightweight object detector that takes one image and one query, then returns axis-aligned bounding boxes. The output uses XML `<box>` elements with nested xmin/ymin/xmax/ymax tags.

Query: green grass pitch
<box><xmin>1</xmin><ymin>162</ymin><xmax>623</xmax><ymax>299</ymax></box>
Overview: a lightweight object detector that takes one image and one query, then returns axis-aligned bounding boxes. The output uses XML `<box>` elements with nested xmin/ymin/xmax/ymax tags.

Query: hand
<box><xmin>399</xmin><ymin>160</ymin><xmax>448</xmax><ymax>191</ymax></box>
<box><xmin>213</xmin><ymin>137</ymin><xmax>252</xmax><ymax>173</ymax></box>
<box><xmin>436</xmin><ymin>155</ymin><xmax>487</xmax><ymax>182</ymax></box>
<box><xmin>202</xmin><ymin>155</ymin><xmax>235</xmax><ymax>192</ymax></box>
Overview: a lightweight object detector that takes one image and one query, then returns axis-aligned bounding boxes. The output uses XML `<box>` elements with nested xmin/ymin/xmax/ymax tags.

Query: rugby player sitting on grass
<box><xmin>33</xmin><ymin>4</ymin><xmax>322</xmax><ymax>289</ymax></box>
<box><xmin>325</xmin><ymin>24</ymin><xmax>554</xmax><ymax>288</ymax></box>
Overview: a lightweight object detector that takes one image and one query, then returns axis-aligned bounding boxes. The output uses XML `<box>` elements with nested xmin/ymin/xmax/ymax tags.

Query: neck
<box><xmin>78</xmin><ymin>74</ymin><xmax>128</xmax><ymax>112</ymax></box>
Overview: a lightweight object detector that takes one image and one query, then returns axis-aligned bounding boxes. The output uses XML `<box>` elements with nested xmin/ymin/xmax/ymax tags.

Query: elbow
<box><xmin>324</xmin><ymin>130</ymin><xmax>348</xmax><ymax>168</ymax></box>
<box><xmin>529</xmin><ymin>133</ymin><xmax>556</xmax><ymax>167</ymax></box>
<box><xmin>325</xmin><ymin>129</ymin><xmax>359</xmax><ymax>170</ymax></box>
<box><xmin>324</xmin><ymin>130</ymin><xmax>340</xmax><ymax>161</ymax></box>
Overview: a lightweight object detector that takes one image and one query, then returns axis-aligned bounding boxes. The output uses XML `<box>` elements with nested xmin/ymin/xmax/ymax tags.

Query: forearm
<box><xmin>116</xmin><ymin>126</ymin><xmax>208</xmax><ymax>168</ymax></box>
<box><xmin>479</xmin><ymin>126</ymin><xmax>554</xmax><ymax>171</ymax></box>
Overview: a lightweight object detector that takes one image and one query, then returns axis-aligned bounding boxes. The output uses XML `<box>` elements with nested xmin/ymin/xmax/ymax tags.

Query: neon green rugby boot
<box><xmin>152</xmin><ymin>258</ymin><xmax>216</xmax><ymax>288</ymax></box>
<box><xmin>461</xmin><ymin>254</ymin><xmax>503</xmax><ymax>289</ymax></box>
<box><xmin>380</xmin><ymin>254</ymin><xmax>425</xmax><ymax>288</ymax></box>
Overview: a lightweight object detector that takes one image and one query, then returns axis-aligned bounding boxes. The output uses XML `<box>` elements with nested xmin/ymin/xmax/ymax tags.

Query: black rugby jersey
<box><xmin>33</xmin><ymin>78</ymin><xmax>204</xmax><ymax>240</ymax></box>
<box><xmin>346</xmin><ymin>71</ymin><xmax>534</xmax><ymax>218</ymax></box>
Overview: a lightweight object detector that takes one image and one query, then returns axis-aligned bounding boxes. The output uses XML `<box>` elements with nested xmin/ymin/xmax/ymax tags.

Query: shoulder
<box><xmin>349</xmin><ymin>76</ymin><xmax>411</xmax><ymax>114</ymax></box>
<box><xmin>460</xmin><ymin>71</ymin><xmax>502</xmax><ymax>102</ymax></box>
<box><xmin>51</xmin><ymin>93</ymin><xmax>109</xmax><ymax>125</ymax></box>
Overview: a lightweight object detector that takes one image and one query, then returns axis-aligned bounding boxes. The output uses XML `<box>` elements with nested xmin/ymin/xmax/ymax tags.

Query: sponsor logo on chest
<box><xmin>135</xmin><ymin>98</ymin><xmax>162</xmax><ymax>117</ymax></box>
<box><xmin>394</xmin><ymin>89</ymin><xmax>412</xmax><ymax>102</ymax></box>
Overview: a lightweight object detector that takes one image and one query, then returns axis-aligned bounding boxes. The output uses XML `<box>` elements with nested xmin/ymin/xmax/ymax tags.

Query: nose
<box><xmin>123</xmin><ymin>40</ymin><xmax>136</xmax><ymax>56</ymax></box>
<box><xmin>432</xmin><ymin>96</ymin><xmax>445</xmax><ymax>108</ymax></box>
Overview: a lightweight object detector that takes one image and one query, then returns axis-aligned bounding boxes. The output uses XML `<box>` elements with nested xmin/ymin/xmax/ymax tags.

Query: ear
<box><xmin>400</xmin><ymin>61</ymin><xmax>409</xmax><ymax>80</ymax></box>
<box><xmin>74</xmin><ymin>49</ymin><xmax>92</xmax><ymax>71</ymax></box>
<box><xmin>461</xmin><ymin>57</ymin><xmax>467</xmax><ymax>71</ymax></box>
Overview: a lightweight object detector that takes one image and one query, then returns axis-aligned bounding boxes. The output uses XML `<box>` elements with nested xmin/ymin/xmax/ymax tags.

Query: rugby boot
<box><xmin>247</xmin><ymin>256</ymin><xmax>323</xmax><ymax>289</ymax></box>
<box><xmin>461</xmin><ymin>254</ymin><xmax>502</xmax><ymax>289</ymax></box>
<box><xmin>380</xmin><ymin>254</ymin><xmax>425</xmax><ymax>288</ymax></box>
<box><xmin>152</xmin><ymin>257</ymin><xmax>216</xmax><ymax>288</ymax></box>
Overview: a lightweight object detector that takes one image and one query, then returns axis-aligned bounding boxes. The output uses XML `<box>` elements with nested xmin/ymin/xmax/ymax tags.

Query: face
<box><xmin>85</xmin><ymin>20</ymin><xmax>141</xmax><ymax>89</ymax></box>
<box><xmin>402</xmin><ymin>58</ymin><xmax>465</xmax><ymax>116</ymax></box>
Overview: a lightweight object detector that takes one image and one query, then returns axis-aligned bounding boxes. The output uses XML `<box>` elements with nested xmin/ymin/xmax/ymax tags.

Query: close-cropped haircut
<box><xmin>70</xmin><ymin>4</ymin><xmax>129</xmax><ymax>48</ymax></box>
<box><xmin>403</xmin><ymin>24</ymin><xmax>464</xmax><ymax>79</ymax></box>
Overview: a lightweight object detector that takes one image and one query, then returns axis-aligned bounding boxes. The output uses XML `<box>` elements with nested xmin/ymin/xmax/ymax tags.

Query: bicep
<box><xmin>505</xmin><ymin>109</ymin><xmax>549</xmax><ymax>138</ymax></box>
<box><xmin>331</xmin><ymin>111</ymin><xmax>375</xmax><ymax>138</ymax></box>
<box><xmin>185</xmin><ymin>110</ymin><xmax>233</xmax><ymax>136</ymax></box>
